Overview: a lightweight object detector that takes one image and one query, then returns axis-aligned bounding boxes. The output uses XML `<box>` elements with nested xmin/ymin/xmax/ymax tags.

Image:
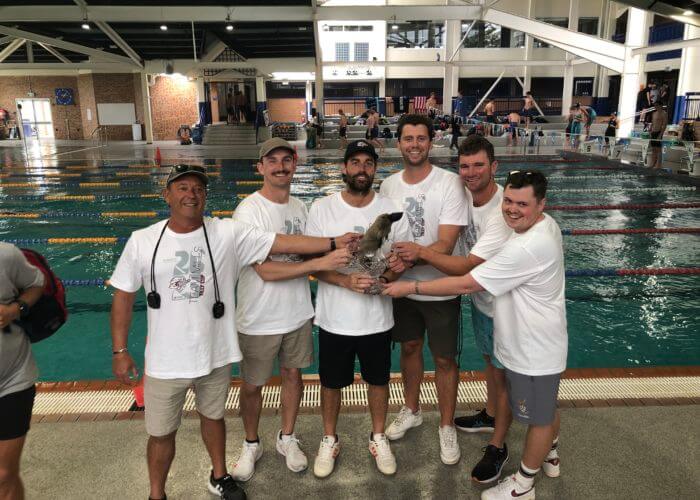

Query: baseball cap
<box><xmin>165</xmin><ymin>164</ymin><xmax>209</xmax><ymax>186</ymax></box>
<box><xmin>259</xmin><ymin>137</ymin><xmax>295</xmax><ymax>160</ymax></box>
<box><xmin>344</xmin><ymin>140</ymin><xmax>378</xmax><ymax>163</ymax></box>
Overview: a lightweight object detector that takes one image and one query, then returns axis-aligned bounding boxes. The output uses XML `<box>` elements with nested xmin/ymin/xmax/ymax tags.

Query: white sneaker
<box><xmin>481</xmin><ymin>474</ymin><xmax>535</xmax><ymax>500</ymax></box>
<box><xmin>313</xmin><ymin>436</ymin><xmax>340</xmax><ymax>478</ymax></box>
<box><xmin>542</xmin><ymin>449</ymin><xmax>560</xmax><ymax>478</ymax></box>
<box><xmin>385</xmin><ymin>406</ymin><xmax>423</xmax><ymax>441</ymax></box>
<box><xmin>438</xmin><ymin>425</ymin><xmax>461</xmax><ymax>465</ymax></box>
<box><xmin>276</xmin><ymin>431</ymin><xmax>308</xmax><ymax>473</ymax></box>
<box><xmin>368</xmin><ymin>433</ymin><xmax>397</xmax><ymax>475</ymax></box>
<box><xmin>231</xmin><ymin>440</ymin><xmax>263</xmax><ymax>482</ymax></box>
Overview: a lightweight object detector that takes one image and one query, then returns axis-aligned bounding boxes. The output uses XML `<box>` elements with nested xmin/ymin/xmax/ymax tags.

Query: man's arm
<box><xmin>313</xmin><ymin>271</ymin><xmax>376</xmax><ymax>294</ymax></box>
<box><xmin>0</xmin><ymin>285</ymin><xmax>44</xmax><ymax>330</ymax></box>
<box><xmin>110</xmin><ymin>289</ymin><xmax>139</xmax><ymax>385</ymax></box>
<box><xmin>382</xmin><ymin>273</ymin><xmax>484</xmax><ymax>298</ymax></box>
<box><xmin>418</xmin><ymin>249</ymin><xmax>485</xmax><ymax>276</ymax></box>
<box><xmin>254</xmin><ymin>248</ymin><xmax>351</xmax><ymax>282</ymax></box>
<box><xmin>392</xmin><ymin>224</ymin><xmax>462</xmax><ymax>265</ymax></box>
<box><xmin>270</xmin><ymin>232</ymin><xmax>359</xmax><ymax>256</ymax></box>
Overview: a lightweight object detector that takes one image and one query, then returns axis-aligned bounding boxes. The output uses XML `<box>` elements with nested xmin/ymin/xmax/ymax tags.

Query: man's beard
<box><xmin>343</xmin><ymin>173</ymin><xmax>374</xmax><ymax>194</ymax></box>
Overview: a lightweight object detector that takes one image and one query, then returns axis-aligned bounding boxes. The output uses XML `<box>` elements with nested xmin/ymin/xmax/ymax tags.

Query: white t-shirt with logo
<box><xmin>306</xmin><ymin>191</ymin><xmax>411</xmax><ymax>336</ymax></box>
<box><xmin>471</xmin><ymin>214</ymin><xmax>567</xmax><ymax>376</ymax></box>
<box><xmin>110</xmin><ymin>217</ymin><xmax>275</xmax><ymax>379</ymax></box>
<box><xmin>234</xmin><ymin>192</ymin><xmax>314</xmax><ymax>335</ymax></box>
<box><xmin>458</xmin><ymin>184</ymin><xmax>512</xmax><ymax>317</ymax></box>
<box><xmin>379</xmin><ymin>165</ymin><xmax>470</xmax><ymax>301</ymax></box>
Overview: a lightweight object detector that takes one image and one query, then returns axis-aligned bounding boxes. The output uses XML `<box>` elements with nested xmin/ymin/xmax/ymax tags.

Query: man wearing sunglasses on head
<box><xmin>383</xmin><ymin>170</ymin><xmax>567</xmax><ymax>500</ymax></box>
<box><xmin>109</xmin><ymin>164</ymin><xmax>357</xmax><ymax>500</ymax></box>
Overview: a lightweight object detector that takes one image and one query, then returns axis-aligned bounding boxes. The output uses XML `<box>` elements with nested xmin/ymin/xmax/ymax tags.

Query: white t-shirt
<box><xmin>379</xmin><ymin>165</ymin><xmax>470</xmax><ymax>301</ymax></box>
<box><xmin>471</xmin><ymin>214</ymin><xmax>567</xmax><ymax>376</ymax></box>
<box><xmin>234</xmin><ymin>192</ymin><xmax>314</xmax><ymax>335</ymax></box>
<box><xmin>306</xmin><ymin>191</ymin><xmax>411</xmax><ymax>336</ymax></box>
<box><xmin>459</xmin><ymin>184</ymin><xmax>512</xmax><ymax>317</ymax></box>
<box><xmin>110</xmin><ymin>217</ymin><xmax>275</xmax><ymax>379</ymax></box>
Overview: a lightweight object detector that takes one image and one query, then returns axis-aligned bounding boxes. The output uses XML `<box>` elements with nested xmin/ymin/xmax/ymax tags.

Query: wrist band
<box><xmin>414</xmin><ymin>281</ymin><xmax>421</xmax><ymax>295</ymax></box>
<box><xmin>330</xmin><ymin>237</ymin><xmax>336</xmax><ymax>251</ymax></box>
<box><xmin>112</xmin><ymin>347</ymin><xmax>128</xmax><ymax>355</ymax></box>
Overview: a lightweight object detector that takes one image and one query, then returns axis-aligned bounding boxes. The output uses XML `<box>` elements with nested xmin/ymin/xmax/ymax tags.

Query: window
<box><xmin>387</xmin><ymin>21</ymin><xmax>445</xmax><ymax>48</ymax></box>
<box><xmin>325</xmin><ymin>25</ymin><xmax>373</xmax><ymax>32</ymax></box>
<box><xmin>354</xmin><ymin>42</ymin><xmax>369</xmax><ymax>62</ymax></box>
<box><xmin>578</xmin><ymin>18</ymin><xmax>599</xmax><ymax>35</ymax></box>
<box><xmin>335</xmin><ymin>42</ymin><xmax>349</xmax><ymax>62</ymax></box>
<box><xmin>534</xmin><ymin>18</ymin><xmax>568</xmax><ymax>48</ymax></box>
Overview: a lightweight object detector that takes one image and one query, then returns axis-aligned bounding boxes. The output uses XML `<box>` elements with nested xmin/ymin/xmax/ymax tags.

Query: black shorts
<box><xmin>650</xmin><ymin>130</ymin><xmax>662</xmax><ymax>148</ymax></box>
<box><xmin>391</xmin><ymin>296</ymin><xmax>461</xmax><ymax>358</ymax></box>
<box><xmin>0</xmin><ymin>385</ymin><xmax>36</xmax><ymax>440</ymax></box>
<box><xmin>486</xmin><ymin>115</ymin><xmax>496</xmax><ymax>123</ymax></box>
<box><xmin>318</xmin><ymin>329</ymin><xmax>391</xmax><ymax>389</ymax></box>
<box><xmin>339</xmin><ymin>126</ymin><xmax>347</xmax><ymax>138</ymax></box>
<box><xmin>370</xmin><ymin>126</ymin><xmax>379</xmax><ymax>139</ymax></box>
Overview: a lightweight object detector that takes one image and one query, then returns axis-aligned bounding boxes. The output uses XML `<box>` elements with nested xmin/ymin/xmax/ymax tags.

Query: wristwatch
<box><xmin>14</xmin><ymin>300</ymin><xmax>29</xmax><ymax>319</ymax></box>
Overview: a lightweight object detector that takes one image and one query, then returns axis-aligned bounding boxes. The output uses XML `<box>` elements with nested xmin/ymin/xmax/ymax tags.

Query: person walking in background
<box><xmin>338</xmin><ymin>109</ymin><xmax>348</xmax><ymax>150</ymax></box>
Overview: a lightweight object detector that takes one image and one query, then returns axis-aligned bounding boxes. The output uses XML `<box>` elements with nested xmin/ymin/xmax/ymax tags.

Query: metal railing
<box><xmin>88</xmin><ymin>125</ymin><xmax>108</xmax><ymax>145</ymax></box>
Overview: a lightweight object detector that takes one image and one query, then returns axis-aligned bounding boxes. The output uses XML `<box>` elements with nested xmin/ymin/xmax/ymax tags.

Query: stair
<box><xmin>202</xmin><ymin>124</ymin><xmax>256</xmax><ymax>146</ymax></box>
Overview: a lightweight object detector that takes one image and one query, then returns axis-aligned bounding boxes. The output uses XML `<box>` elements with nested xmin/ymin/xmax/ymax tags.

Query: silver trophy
<box><xmin>346</xmin><ymin>212</ymin><xmax>404</xmax><ymax>294</ymax></box>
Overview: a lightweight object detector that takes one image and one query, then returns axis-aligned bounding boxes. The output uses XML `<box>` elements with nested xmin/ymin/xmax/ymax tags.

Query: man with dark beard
<box><xmin>305</xmin><ymin>140</ymin><xmax>410</xmax><ymax>479</ymax></box>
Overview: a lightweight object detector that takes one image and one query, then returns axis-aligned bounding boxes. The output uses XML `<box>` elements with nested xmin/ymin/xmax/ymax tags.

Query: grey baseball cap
<box><xmin>259</xmin><ymin>137</ymin><xmax>295</xmax><ymax>160</ymax></box>
<box><xmin>165</xmin><ymin>164</ymin><xmax>209</xmax><ymax>186</ymax></box>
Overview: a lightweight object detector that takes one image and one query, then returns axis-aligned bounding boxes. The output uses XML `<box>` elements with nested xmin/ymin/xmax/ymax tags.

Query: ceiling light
<box><xmin>226</xmin><ymin>24</ymin><xmax>234</xmax><ymax>31</ymax></box>
<box><xmin>683</xmin><ymin>10</ymin><xmax>693</xmax><ymax>16</ymax></box>
<box><xmin>282</xmin><ymin>79</ymin><xmax>289</xmax><ymax>86</ymax></box>
<box><xmin>225</xmin><ymin>12</ymin><xmax>233</xmax><ymax>31</ymax></box>
<box><xmin>392</xmin><ymin>24</ymin><xmax>399</xmax><ymax>30</ymax></box>
<box><xmin>81</xmin><ymin>21</ymin><xmax>90</xmax><ymax>30</ymax></box>
<box><xmin>160</xmin><ymin>24</ymin><xmax>168</xmax><ymax>31</ymax></box>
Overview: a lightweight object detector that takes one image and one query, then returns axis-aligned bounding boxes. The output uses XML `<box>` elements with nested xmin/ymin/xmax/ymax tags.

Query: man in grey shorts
<box><xmin>232</xmin><ymin>138</ymin><xmax>351</xmax><ymax>481</ymax></box>
<box><xmin>383</xmin><ymin>169</ymin><xmax>566</xmax><ymax>500</ymax></box>
<box><xmin>110</xmin><ymin>164</ymin><xmax>358</xmax><ymax>500</ymax></box>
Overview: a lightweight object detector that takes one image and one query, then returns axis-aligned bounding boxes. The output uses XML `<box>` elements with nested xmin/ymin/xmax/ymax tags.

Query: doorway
<box><xmin>16</xmin><ymin>98</ymin><xmax>54</xmax><ymax>139</ymax></box>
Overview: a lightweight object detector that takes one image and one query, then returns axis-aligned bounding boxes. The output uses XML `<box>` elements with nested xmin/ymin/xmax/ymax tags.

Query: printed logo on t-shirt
<box><xmin>404</xmin><ymin>194</ymin><xmax>426</xmax><ymax>240</ymax></box>
<box><xmin>276</xmin><ymin>216</ymin><xmax>304</xmax><ymax>263</ymax></box>
<box><xmin>454</xmin><ymin>221</ymin><xmax>477</xmax><ymax>257</ymax></box>
<box><xmin>168</xmin><ymin>247</ymin><xmax>206</xmax><ymax>302</ymax></box>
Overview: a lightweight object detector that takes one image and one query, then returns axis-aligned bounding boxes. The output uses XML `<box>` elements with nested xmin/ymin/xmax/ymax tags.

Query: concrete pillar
<box><xmin>523</xmin><ymin>0</ymin><xmax>534</xmax><ymax>92</ymax></box>
<box><xmin>593</xmin><ymin>0</ymin><xmax>610</xmax><ymax>99</ymax></box>
<box><xmin>675</xmin><ymin>24</ymin><xmax>700</xmax><ymax>122</ymax></box>
<box><xmin>314</xmin><ymin>63</ymin><xmax>324</xmax><ymax>118</ymax></box>
<box><xmin>255</xmin><ymin>76</ymin><xmax>268</xmax><ymax>131</ymax></box>
<box><xmin>140</xmin><ymin>72</ymin><xmax>154</xmax><ymax>144</ymax></box>
<box><xmin>618</xmin><ymin>8</ymin><xmax>653</xmax><ymax>137</ymax></box>
<box><xmin>443</xmin><ymin>20</ymin><xmax>461</xmax><ymax>113</ymax></box>
<box><xmin>561</xmin><ymin>0</ymin><xmax>579</xmax><ymax>114</ymax></box>
<box><xmin>194</xmin><ymin>76</ymin><xmax>210</xmax><ymax>126</ymax></box>
<box><xmin>305</xmin><ymin>80</ymin><xmax>313</xmax><ymax>118</ymax></box>
<box><xmin>378</xmin><ymin>78</ymin><xmax>386</xmax><ymax>115</ymax></box>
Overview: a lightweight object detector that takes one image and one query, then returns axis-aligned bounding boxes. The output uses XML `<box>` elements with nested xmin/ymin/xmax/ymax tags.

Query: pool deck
<box><xmin>23</xmin><ymin>367</ymin><xmax>700</xmax><ymax>499</ymax></box>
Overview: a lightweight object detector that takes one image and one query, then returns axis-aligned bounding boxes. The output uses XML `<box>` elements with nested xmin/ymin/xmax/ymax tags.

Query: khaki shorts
<box><xmin>144</xmin><ymin>363</ymin><xmax>231</xmax><ymax>437</ymax></box>
<box><xmin>239</xmin><ymin>320</ymin><xmax>314</xmax><ymax>386</ymax></box>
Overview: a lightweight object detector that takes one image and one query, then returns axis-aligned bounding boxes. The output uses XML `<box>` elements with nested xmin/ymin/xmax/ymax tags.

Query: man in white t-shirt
<box><xmin>415</xmin><ymin>135</ymin><xmax>514</xmax><ymax>484</ymax></box>
<box><xmin>379</xmin><ymin>114</ymin><xmax>470</xmax><ymax>466</ymax></box>
<box><xmin>383</xmin><ymin>169</ymin><xmax>567</xmax><ymax>500</ymax></box>
<box><xmin>110</xmin><ymin>165</ymin><xmax>358</xmax><ymax>500</ymax></box>
<box><xmin>305</xmin><ymin>140</ymin><xmax>409</xmax><ymax>479</ymax></box>
<box><xmin>232</xmin><ymin>138</ymin><xmax>350</xmax><ymax>482</ymax></box>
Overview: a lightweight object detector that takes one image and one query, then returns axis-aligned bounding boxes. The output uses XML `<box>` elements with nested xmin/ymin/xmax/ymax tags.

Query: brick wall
<box><xmin>267</xmin><ymin>98</ymin><xmax>311</xmax><ymax>123</ymax></box>
<box><xmin>91</xmin><ymin>73</ymin><xmax>139</xmax><ymax>140</ymax></box>
<box><xmin>0</xmin><ymin>76</ymin><xmax>83</xmax><ymax>140</ymax></box>
<box><xmin>149</xmin><ymin>75</ymin><xmax>198</xmax><ymax>141</ymax></box>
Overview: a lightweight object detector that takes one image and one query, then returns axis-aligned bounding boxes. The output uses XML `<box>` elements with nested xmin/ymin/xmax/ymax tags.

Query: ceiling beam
<box><xmin>37</xmin><ymin>42</ymin><xmax>71</xmax><ymax>64</ymax></box>
<box><xmin>200</xmin><ymin>40</ymin><xmax>229</xmax><ymax>63</ymax></box>
<box><xmin>26</xmin><ymin>40</ymin><xmax>34</xmax><ymax>63</ymax></box>
<box><xmin>0</xmin><ymin>36</ymin><xmax>14</xmax><ymax>45</ymax></box>
<box><xmin>72</xmin><ymin>0</ymin><xmax>143</xmax><ymax>67</ymax></box>
<box><xmin>0</xmin><ymin>5</ymin><xmax>482</xmax><ymax>23</ymax></box>
<box><xmin>0</xmin><ymin>25</ymin><xmax>138</xmax><ymax>66</ymax></box>
<box><xmin>632</xmin><ymin>37</ymin><xmax>700</xmax><ymax>56</ymax></box>
<box><xmin>0</xmin><ymin>62</ymin><xmax>136</xmax><ymax>71</ymax></box>
<box><xmin>0</xmin><ymin>38</ymin><xmax>26</xmax><ymax>63</ymax></box>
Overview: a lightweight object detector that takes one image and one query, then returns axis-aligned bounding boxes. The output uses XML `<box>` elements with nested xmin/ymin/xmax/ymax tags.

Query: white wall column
<box><xmin>314</xmin><ymin>64</ymin><xmax>324</xmax><ymax>118</ymax></box>
<box><xmin>305</xmin><ymin>79</ymin><xmax>313</xmax><ymax>118</ymax></box>
<box><xmin>522</xmin><ymin>0</ymin><xmax>534</xmax><ymax>92</ymax></box>
<box><xmin>676</xmin><ymin>24</ymin><xmax>700</xmax><ymax>120</ymax></box>
<box><xmin>561</xmin><ymin>0</ymin><xmax>579</xmax><ymax>114</ymax></box>
<box><xmin>140</xmin><ymin>72</ymin><xmax>154</xmax><ymax>144</ymax></box>
<box><xmin>378</xmin><ymin>78</ymin><xmax>386</xmax><ymax>115</ymax></box>
<box><xmin>443</xmin><ymin>19</ymin><xmax>461</xmax><ymax>113</ymax></box>
<box><xmin>593</xmin><ymin>0</ymin><xmax>611</xmax><ymax>99</ymax></box>
<box><xmin>194</xmin><ymin>76</ymin><xmax>207</xmax><ymax>125</ymax></box>
<box><xmin>618</xmin><ymin>8</ymin><xmax>653</xmax><ymax>137</ymax></box>
<box><xmin>256</xmin><ymin>76</ymin><xmax>267</xmax><ymax>104</ymax></box>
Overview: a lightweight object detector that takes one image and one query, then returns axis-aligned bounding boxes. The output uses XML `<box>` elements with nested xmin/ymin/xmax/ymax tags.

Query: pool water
<box><xmin>1</xmin><ymin>158</ymin><xmax>698</xmax><ymax>381</ymax></box>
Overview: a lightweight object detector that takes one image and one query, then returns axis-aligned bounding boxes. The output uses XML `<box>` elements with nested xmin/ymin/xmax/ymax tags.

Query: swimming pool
<box><xmin>1</xmin><ymin>158</ymin><xmax>698</xmax><ymax>381</ymax></box>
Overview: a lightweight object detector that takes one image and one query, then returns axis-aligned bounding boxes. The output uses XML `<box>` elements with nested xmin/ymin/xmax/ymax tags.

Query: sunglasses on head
<box><xmin>172</xmin><ymin>164</ymin><xmax>206</xmax><ymax>174</ymax></box>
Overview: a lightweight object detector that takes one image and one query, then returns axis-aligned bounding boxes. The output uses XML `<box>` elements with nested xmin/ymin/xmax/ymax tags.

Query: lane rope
<box><xmin>548</xmin><ymin>202</ymin><xmax>700</xmax><ymax>211</ymax></box>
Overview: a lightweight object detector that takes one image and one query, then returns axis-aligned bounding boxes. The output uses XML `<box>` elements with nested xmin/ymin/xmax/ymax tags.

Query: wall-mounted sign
<box><xmin>55</xmin><ymin>88</ymin><xmax>74</xmax><ymax>105</ymax></box>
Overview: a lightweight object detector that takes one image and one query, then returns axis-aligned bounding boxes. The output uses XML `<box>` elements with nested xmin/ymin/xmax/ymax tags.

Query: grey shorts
<box><xmin>505</xmin><ymin>368</ymin><xmax>561</xmax><ymax>426</ymax></box>
<box><xmin>239</xmin><ymin>320</ymin><xmax>314</xmax><ymax>386</ymax></box>
<box><xmin>391</xmin><ymin>296</ymin><xmax>461</xmax><ymax>358</ymax></box>
<box><xmin>144</xmin><ymin>363</ymin><xmax>232</xmax><ymax>437</ymax></box>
